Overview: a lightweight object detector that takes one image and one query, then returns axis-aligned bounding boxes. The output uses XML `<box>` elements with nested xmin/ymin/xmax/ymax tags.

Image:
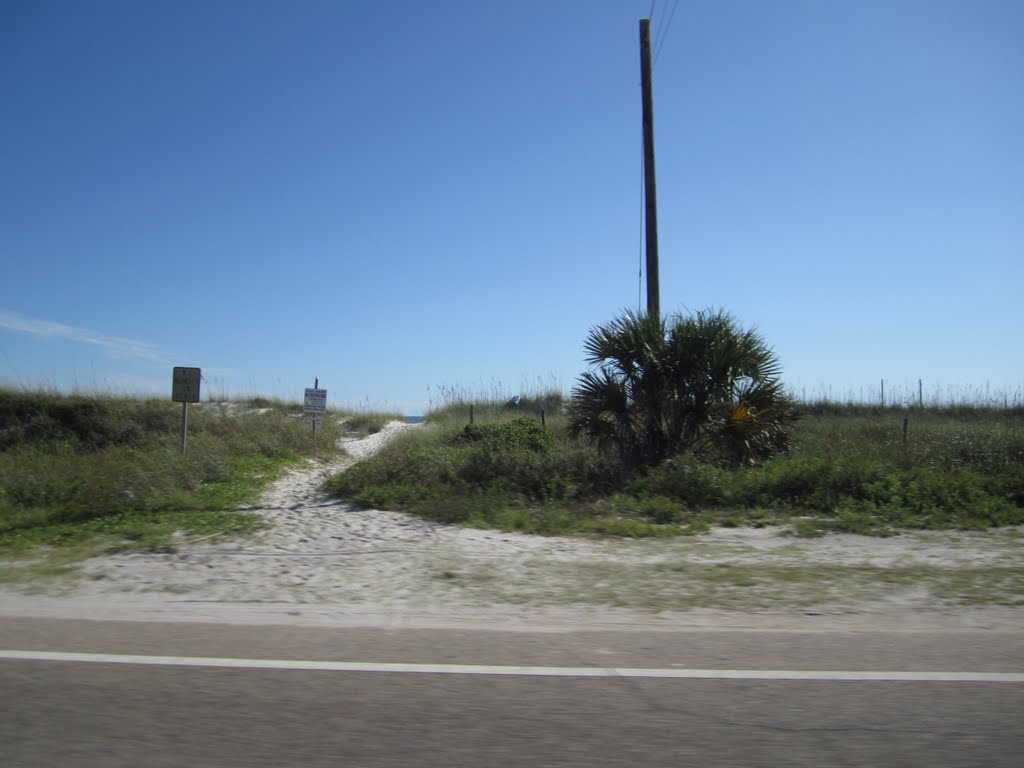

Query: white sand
<box><xmin>1</xmin><ymin>420</ymin><xmax>1022</xmax><ymax>631</ymax></box>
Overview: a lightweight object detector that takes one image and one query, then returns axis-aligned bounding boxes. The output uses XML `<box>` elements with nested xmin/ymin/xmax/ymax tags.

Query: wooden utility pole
<box><xmin>639</xmin><ymin>18</ymin><xmax>660</xmax><ymax>320</ymax></box>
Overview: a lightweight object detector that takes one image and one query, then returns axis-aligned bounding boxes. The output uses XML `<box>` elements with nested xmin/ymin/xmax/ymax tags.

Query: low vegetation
<box><xmin>2</xmin><ymin>311</ymin><xmax>1021</xmax><ymax>567</ymax></box>
<box><xmin>340</xmin><ymin>411</ymin><xmax>406</xmax><ymax>437</ymax></box>
<box><xmin>0</xmin><ymin>389</ymin><xmax>347</xmax><ymax>561</ymax></box>
<box><xmin>325</xmin><ymin>393</ymin><xmax>1023</xmax><ymax>538</ymax></box>
<box><xmin>327</xmin><ymin>309</ymin><xmax>1021</xmax><ymax>537</ymax></box>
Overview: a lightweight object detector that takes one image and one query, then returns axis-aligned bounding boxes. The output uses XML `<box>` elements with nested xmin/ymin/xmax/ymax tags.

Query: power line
<box><xmin>653</xmin><ymin>0</ymin><xmax>680</xmax><ymax>66</ymax></box>
<box><xmin>639</xmin><ymin>138</ymin><xmax>645</xmax><ymax>313</ymax></box>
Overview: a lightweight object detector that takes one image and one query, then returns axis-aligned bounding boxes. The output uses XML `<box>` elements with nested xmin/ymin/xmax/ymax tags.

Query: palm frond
<box><xmin>569</xmin><ymin>307</ymin><xmax>799</xmax><ymax>469</ymax></box>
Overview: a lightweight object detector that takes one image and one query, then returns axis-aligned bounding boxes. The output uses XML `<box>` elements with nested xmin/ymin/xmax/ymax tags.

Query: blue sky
<box><xmin>2</xmin><ymin>0</ymin><xmax>1021</xmax><ymax>414</ymax></box>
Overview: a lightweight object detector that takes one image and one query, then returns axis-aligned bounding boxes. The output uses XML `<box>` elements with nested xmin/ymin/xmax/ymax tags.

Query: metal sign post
<box><xmin>172</xmin><ymin>367</ymin><xmax>202</xmax><ymax>453</ymax></box>
<box><xmin>303</xmin><ymin>378</ymin><xmax>327</xmax><ymax>438</ymax></box>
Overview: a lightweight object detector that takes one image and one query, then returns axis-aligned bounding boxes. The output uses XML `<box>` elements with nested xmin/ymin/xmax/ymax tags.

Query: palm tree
<box><xmin>568</xmin><ymin>309</ymin><xmax>797</xmax><ymax>468</ymax></box>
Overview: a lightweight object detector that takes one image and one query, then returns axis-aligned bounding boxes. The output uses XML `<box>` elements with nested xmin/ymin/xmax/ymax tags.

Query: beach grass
<box><xmin>0</xmin><ymin>389</ymin><xmax>353</xmax><ymax>563</ymax></box>
<box><xmin>2</xmin><ymin>385</ymin><xmax>1021</xmax><ymax>569</ymax></box>
<box><xmin>324</xmin><ymin>390</ymin><xmax>1024</xmax><ymax>537</ymax></box>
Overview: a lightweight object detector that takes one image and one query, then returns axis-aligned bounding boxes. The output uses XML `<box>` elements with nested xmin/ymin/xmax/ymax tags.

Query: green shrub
<box><xmin>613</xmin><ymin>494</ymin><xmax>687</xmax><ymax>524</ymax></box>
<box><xmin>740</xmin><ymin>454</ymin><xmax>889</xmax><ymax>510</ymax></box>
<box><xmin>348</xmin><ymin>483</ymin><xmax>429</xmax><ymax>513</ymax></box>
<box><xmin>858</xmin><ymin>469</ymin><xmax>1022</xmax><ymax>529</ymax></box>
<box><xmin>409</xmin><ymin>486</ymin><xmax>511</xmax><ymax>525</ymax></box>
<box><xmin>324</xmin><ymin>394</ymin><xmax>1023</xmax><ymax>537</ymax></box>
<box><xmin>453</xmin><ymin>418</ymin><xmax>555</xmax><ymax>453</ymax></box>
<box><xmin>0</xmin><ymin>390</ymin><xmax>344</xmax><ymax>536</ymax></box>
<box><xmin>0</xmin><ymin>391</ymin><xmax>179</xmax><ymax>450</ymax></box>
<box><xmin>626</xmin><ymin>456</ymin><xmax>728</xmax><ymax>507</ymax></box>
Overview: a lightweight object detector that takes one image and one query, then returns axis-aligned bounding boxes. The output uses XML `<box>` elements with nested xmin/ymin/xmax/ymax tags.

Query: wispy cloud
<box><xmin>0</xmin><ymin>308</ymin><xmax>167</xmax><ymax>362</ymax></box>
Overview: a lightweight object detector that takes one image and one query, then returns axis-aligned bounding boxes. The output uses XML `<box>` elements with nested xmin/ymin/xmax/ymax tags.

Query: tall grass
<box><xmin>326</xmin><ymin>392</ymin><xmax>1024</xmax><ymax>537</ymax></box>
<box><xmin>325</xmin><ymin>392</ymin><xmax>645</xmax><ymax>533</ymax></box>
<box><xmin>636</xmin><ymin>405</ymin><xmax>1024</xmax><ymax>533</ymax></box>
<box><xmin>0</xmin><ymin>389</ymin><xmax>345</xmax><ymax>554</ymax></box>
<box><xmin>792</xmin><ymin>381</ymin><xmax>1023</xmax><ymax>410</ymax></box>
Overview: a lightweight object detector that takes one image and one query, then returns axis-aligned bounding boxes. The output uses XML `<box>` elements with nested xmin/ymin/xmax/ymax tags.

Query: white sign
<box><xmin>303</xmin><ymin>388</ymin><xmax>327</xmax><ymax>413</ymax></box>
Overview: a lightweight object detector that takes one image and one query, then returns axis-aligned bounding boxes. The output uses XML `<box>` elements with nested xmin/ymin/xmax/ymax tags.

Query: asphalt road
<box><xmin>2</xmin><ymin>617</ymin><xmax>1022</xmax><ymax>767</ymax></box>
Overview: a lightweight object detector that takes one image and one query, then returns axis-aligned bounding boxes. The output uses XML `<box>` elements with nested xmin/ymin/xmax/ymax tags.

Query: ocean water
<box><xmin>404</xmin><ymin>416</ymin><xmax>425</xmax><ymax>424</ymax></box>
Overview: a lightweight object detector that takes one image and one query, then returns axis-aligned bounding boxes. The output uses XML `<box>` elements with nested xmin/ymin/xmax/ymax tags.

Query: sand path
<box><xmin>2</xmin><ymin>421</ymin><xmax>1021</xmax><ymax>630</ymax></box>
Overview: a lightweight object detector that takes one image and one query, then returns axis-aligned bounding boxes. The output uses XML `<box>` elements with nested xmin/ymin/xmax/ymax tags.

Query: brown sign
<box><xmin>172</xmin><ymin>367</ymin><xmax>201</xmax><ymax>403</ymax></box>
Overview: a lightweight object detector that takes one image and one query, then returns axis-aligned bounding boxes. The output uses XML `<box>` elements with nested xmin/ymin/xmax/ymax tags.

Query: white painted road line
<box><xmin>2</xmin><ymin>650</ymin><xmax>1023</xmax><ymax>682</ymax></box>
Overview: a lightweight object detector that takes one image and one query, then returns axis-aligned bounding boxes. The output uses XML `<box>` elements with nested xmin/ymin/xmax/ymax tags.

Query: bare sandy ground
<box><xmin>1</xmin><ymin>421</ymin><xmax>1022</xmax><ymax>631</ymax></box>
